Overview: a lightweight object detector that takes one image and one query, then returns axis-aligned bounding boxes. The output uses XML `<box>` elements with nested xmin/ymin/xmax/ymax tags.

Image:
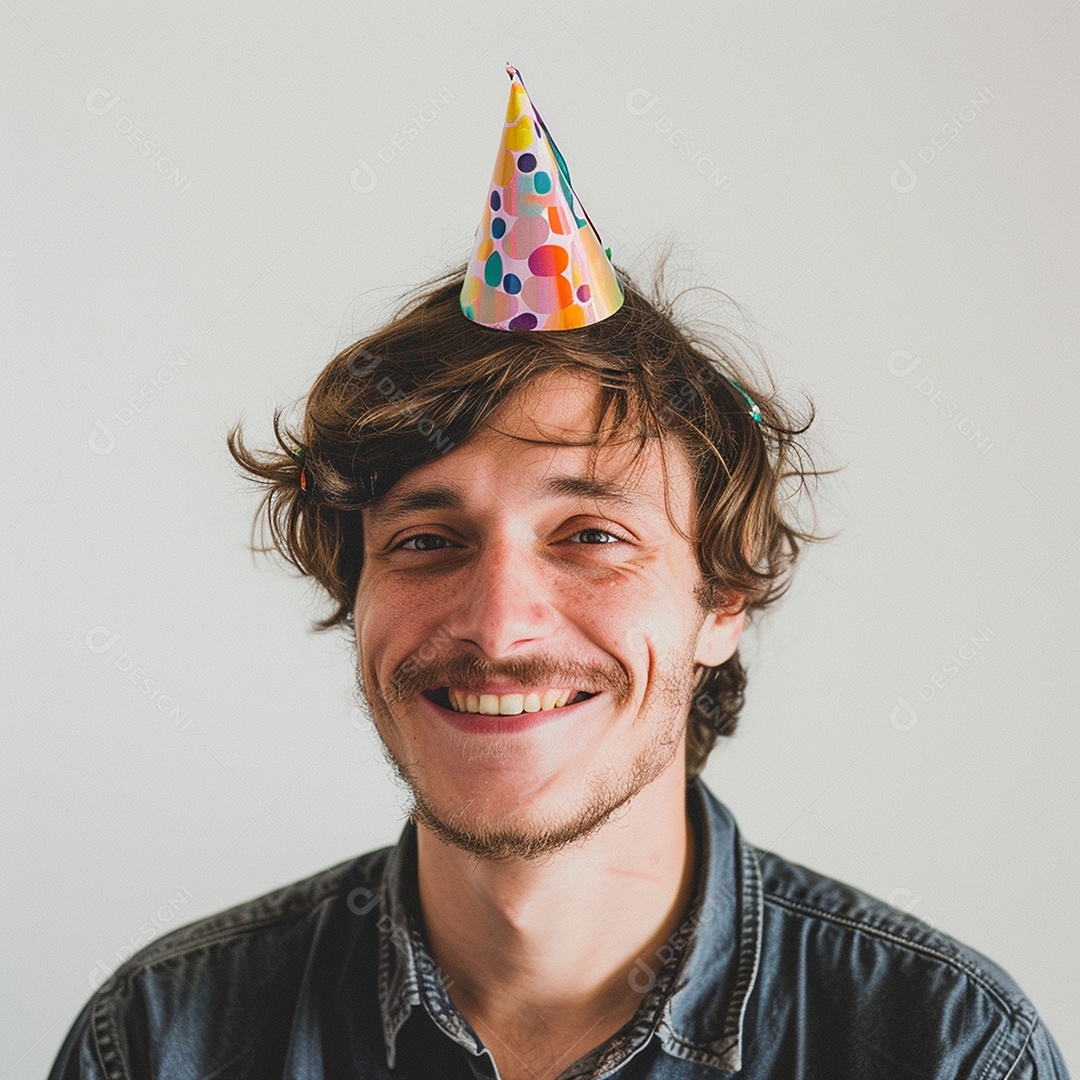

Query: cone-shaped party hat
<box><xmin>460</xmin><ymin>64</ymin><xmax>624</xmax><ymax>331</ymax></box>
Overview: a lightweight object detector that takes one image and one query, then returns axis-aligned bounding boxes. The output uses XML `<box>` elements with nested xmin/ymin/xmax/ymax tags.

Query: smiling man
<box><xmin>49</xmin><ymin>66</ymin><xmax>1069</xmax><ymax>1080</ymax></box>
<box><xmin>356</xmin><ymin>367</ymin><xmax>738</xmax><ymax>863</ymax></box>
<box><xmin>48</xmin><ymin>259</ymin><xmax>1071</xmax><ymax>1080</ymax></box>
<box><xmin>351</xmin><ymin>365</ymin><xmax>736</xmax><ymax>1073</ymax></box>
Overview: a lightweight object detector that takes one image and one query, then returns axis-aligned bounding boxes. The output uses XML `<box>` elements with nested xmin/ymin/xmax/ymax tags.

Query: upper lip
<box><xmin>424</xmin><ymin>683</ymin><xmax>593</xmax><ymax>696</ymax></box>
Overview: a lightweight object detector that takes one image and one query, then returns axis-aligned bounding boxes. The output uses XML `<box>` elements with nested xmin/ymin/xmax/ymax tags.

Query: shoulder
<box><xmin>747</xmin><ymin>843</ymin><xmax>1069</xmax><ymax>1078</ymax></box>
<box><xmin>107</xmin><ymin>844</ymin><xmax>391</xmax><ymax>979</ymax></box>
<box><xmin>142</xmin><ymin>847</ymin><xmax>390</xmax><ymax>964</ymax></box>
<box><xmin>753</xmin><ymin>843</ymin><xmax>1028</xmax><ymax>1008</ymax></box>
<box><xmin>48</xmin><ymin>844</ymin><xmax>395</xmax><ymax>1080</ymax></box>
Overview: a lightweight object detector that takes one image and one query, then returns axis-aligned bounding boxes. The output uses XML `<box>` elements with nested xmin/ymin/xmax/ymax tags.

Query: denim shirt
<box><xmin>48</xmin><ymin>778</ymin><xmax>1071</xmax><ymax>1079</ymax></box>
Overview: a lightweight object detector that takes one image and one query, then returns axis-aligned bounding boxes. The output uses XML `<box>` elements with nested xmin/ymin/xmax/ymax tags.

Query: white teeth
<box><xmin>542</xmin><ymin>689</ymin><xmax>572</xmax><ymax>710</ymax></box>
<box><xmin>440</xmin><ymin>687</ymin><xmax>582</xmax><ymax>716</ymax></box>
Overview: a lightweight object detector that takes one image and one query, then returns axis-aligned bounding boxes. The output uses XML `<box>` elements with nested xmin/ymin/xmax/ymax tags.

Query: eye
<box><xmin>565</xmin><ymin>527</ymin><xmax>626</xmax><ymax>545</ymax></box>
<box><xmin>396</xmin><ymin>533</ymin><xmax>457</xmax><ymax>552</ymax></box>
<box><xmin>391</xmin><ymin>525</ymin><xmax>630</xmax><ymax>553</ymax></box>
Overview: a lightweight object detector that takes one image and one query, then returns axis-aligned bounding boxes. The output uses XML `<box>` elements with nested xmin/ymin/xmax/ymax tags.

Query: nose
<box><xmin>444</xmin><ymin>531</ymin><xmax>558</xmax><ymax>659</ymax></box>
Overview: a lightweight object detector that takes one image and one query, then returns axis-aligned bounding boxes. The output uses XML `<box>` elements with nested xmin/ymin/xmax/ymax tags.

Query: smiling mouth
<box><xmin>422</xmin><ymin>687</ymin><xmax>597</xmax><ymax>716</ymax></box>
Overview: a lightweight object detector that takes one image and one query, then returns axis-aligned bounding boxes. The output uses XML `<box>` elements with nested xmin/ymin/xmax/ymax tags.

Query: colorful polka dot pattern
<box><xmin>460</xmin><ymin>65</ymin><xmax>624</xmax><ymax>331</ymax></box>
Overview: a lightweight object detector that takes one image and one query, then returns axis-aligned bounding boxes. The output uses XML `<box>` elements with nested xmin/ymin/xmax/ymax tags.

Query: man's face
<box><xmin>353</xmin><ymin>369</ymin><xmax>744</xmax><ymax>859</ymax></box>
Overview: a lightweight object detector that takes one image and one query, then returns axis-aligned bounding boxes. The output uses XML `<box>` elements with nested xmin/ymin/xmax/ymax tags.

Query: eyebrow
<box><xmin>368</xmin><ymin>474</ymin><xmax>639</xmax><ymax>527</ymax></box>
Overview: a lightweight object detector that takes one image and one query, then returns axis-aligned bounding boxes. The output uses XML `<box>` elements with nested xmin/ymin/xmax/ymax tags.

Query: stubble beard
<box><xmin>355</xmin><ymin>649</ymin><xmax>698</xmax><ymax>863</ymax></box>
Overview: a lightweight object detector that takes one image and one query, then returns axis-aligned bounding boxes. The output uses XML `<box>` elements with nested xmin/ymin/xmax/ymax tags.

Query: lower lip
<box><xmin>421</xmin><ymin>692</ymin><xmax>598</xmax><ymax>734</ymax></box>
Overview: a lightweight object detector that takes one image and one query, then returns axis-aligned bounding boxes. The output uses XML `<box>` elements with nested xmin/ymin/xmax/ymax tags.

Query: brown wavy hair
<box><xmin>226</xmin><ymin>251</ymin><xmax>834</xmax><ymax>777</ymax></box>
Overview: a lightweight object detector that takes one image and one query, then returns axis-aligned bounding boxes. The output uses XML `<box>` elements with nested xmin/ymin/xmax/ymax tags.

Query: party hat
<box><xmin>460</xmin><ymin>64</ymin><xmax>624</xmax><ymax>331</ymax></box>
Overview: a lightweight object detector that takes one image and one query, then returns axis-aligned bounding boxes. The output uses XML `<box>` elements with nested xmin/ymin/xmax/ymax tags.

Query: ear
<box><xmin>693</xmin><ymin>604</ymin><xmax>747</xmax><ymax>668</ymax></box>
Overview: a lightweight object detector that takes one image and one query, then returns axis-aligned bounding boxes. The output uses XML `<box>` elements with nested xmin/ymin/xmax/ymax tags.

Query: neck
<box><xmin>415</xmin><ymin>763</ymin><xmax>697</xmax><ymax>1055</ymax></box>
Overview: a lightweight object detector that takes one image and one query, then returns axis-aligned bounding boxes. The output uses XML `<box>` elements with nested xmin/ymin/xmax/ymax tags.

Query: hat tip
<box><xmin>461</xmin><ymin>60</ymin><xmax>622</xmax><ymax>332</ymax></box>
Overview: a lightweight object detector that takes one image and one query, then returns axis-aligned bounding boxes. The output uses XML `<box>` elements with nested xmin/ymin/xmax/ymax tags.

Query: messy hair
<box><xmin>227</xmin><ymin>251</ymin><xmax>833</xmax><ymax>777</ymax></box>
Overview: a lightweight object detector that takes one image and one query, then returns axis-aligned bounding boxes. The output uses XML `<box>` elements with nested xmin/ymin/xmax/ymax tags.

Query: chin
<box><xmin>407</xmin><ymin>754</ymin><xmax>664</xmax><ymax>861</ymax></box>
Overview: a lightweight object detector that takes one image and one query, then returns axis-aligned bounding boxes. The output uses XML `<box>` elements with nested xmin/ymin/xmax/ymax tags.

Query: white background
<box><xmin>3</xmin><ymin>1</ymin><xmax>1077</xmax><ymax>1073</ymax></box>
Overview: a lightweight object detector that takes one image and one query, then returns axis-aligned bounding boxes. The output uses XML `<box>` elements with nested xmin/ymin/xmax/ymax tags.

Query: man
<box><xmin>47</xmin><ymin>259</ymin><xmax>1071</xmax><ymax>1079</ymax></box>
<box><xmin>49</xmin><ymin>65</ymin><xmax>1070</xmax><ymax>1079</ymax></box>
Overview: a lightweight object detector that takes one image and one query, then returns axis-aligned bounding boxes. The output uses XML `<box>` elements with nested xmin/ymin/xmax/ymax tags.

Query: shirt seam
<box><xmin>653</xmin><ymin>791</ymin><xmax>762</xmax><ymax>1074</ymax></box>
<box><xmin>104</xmin><ymin>862</ymin><xmax>364</xmax><ymax>982</ymax></box>
<box><xmin>975</xmin><ymin>1018</ymin><xmax>1018</xmax><ymax>1080</ymax></box>
<box><xmin>87</xmin><ymin>875</ymin><xmax>361</xmax><ymax>1078</ymax></box>
<box><xmin>763</xmin><ymin>891</ymin><xmax>1033</xmax><ymax>1024</ymax></box>
<box><xmin>996</xmin><ymin>1018</ymin><xmax>1037</xmax><ymax>1080</ymax></box>
<box><xmin>92</xmin><ymin>995</ymin><xmax>129</xmax><ymax>1080</ymax></box>
<box><xmin>657</xmin><ymin>1024</ymin><xmax>737</xmax><ymax>1062</ymax></box>
<box><xmin>117</xmin><ymin>893</ymin><xmax>342</xmax><ymax>976</ymax></box>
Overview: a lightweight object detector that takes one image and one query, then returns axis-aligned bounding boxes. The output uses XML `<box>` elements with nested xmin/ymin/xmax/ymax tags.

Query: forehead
<box><xmin>488</xmin><ymin>367</ymin><xmax>632</xmax><ymax>444</ymax></box>
<box><xmin>365</xmin><ymin>369</ymin><xmax>694</xmax><ymax>523</ymax></box>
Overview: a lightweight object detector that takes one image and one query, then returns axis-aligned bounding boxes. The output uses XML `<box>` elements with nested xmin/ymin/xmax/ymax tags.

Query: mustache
<box><xmin>384</xmin><ymin>651</ymin><xmax>632</xmax><ymax>705</ymax></box>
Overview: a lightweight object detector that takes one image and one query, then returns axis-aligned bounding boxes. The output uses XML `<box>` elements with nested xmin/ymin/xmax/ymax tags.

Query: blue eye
<box><xmin>569</xmin><ymin>528</ymin><xmax>623</xmax><ymax>545</ymax></box>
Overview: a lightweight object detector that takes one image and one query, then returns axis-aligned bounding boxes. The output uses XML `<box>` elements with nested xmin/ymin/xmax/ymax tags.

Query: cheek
<box><xmin>618</xmin><ymin>608</ymin><xmax>704</xmax><ymax>702</ymax></box>
<box><xmin>552</xmin><ymin>565</ymin><xmax>690</xmax><ymax>647</ymax></box>
<box><xmin>353</xmin><ymin>587</ymin><xmax>393</xmax><ymax>681</ymax></box>
<box><xmin>355</xmin><ymin>569</ymin><xmax>406</xmax><ymax>636</ymax></box>
<box><xmin>355</xmin><ymin>576</ymin><xmax>451</xmax><ymax>685</ymax></box>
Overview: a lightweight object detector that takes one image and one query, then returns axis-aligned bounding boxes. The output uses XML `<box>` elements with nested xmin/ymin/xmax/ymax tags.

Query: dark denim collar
<box><xmin>657</xmin><ymin>781</ymin><xmax>763</xmax><ymax>1073</ymax></box>
<box><xmin>376</xmin><ymin>777</ymin><xmax>762</xmax><ymax>1075</ymax></box>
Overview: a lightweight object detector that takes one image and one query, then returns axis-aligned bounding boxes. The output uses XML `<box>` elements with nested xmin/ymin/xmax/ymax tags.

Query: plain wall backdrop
<box><xmin>3</xmin><ymin>1</ymin><xmax>1077</xmax><ymax>1074</ymax></box>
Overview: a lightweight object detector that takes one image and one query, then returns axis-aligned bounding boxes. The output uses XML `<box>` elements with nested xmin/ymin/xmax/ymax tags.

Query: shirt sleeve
<box><xmin>1004</xmin><ymin>1019</ymin><xmax>1074</xmax><ymax>1080</ymax></box>
<box><xmin>46</xmin><ymin>995</ymin><xmax>110</xmax><ymax>1080</ymax></box>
